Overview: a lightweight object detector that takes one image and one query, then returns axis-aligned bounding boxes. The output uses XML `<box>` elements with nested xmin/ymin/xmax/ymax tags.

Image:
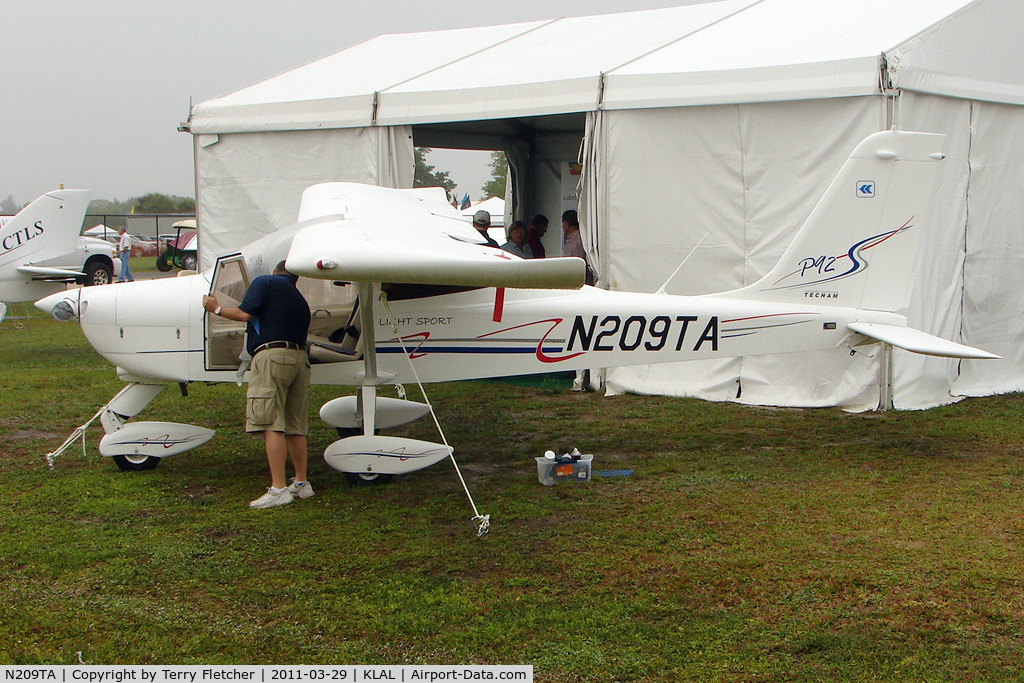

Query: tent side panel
<box><xmin>601</xmin><ymin>98</ymin><xmax>888</xmax><ymax>408</ymax></box>
<box><xmin>195</xmin><ymin>127</ymin><xmax>413</xmax><ymax>270</ymax></box>
<box><xmin>953</xmin><ymin>100</ymin><xmax>1024</xmax><ymax>396</ymax></box>
<box><xmin>600</xmin><ymin>105</ymin><xmax>745</xmax><ymax>400</ymax></box>
<box><xmin>888</xmin><ymin>93</ymin><xmax>972</xmax><ymax>409</ymax></box>
<box><xmin>730</xmin><ymin>97</ymin><xmax>885</xmax><ymax>410</ymax></box>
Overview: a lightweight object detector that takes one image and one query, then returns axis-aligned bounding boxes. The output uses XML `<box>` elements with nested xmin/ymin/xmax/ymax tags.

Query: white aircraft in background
<box><xmin>0</xmin><ymin>189</ymin><xmax>100</xmax><ymax>321</ymax></box>
<box><xmin>37</xmin><ymin>131</ymin><xmax>998</xmax><ymax>484</ymax></box>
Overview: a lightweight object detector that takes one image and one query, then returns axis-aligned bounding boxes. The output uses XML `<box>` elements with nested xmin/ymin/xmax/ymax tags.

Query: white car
<box><xmin>52</xmin><ymin>235</ymin><xmax>116</xmax><ymax>286</ymax></box>
<box><xmin>35</xmin><ymin>234</ymin><xmax>116</xmax><ymax>286</ymax></box>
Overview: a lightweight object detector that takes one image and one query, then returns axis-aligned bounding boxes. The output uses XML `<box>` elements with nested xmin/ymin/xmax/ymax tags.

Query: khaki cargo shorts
<box><xmin>245</xmin><ymin>347</ymin><xmax>311</xmax><ymax>434</ymax></box>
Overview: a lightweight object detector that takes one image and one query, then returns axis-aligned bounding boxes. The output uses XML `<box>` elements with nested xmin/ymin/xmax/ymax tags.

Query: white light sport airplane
<box><xmin>37</xmin><ymin>131</ymin><xmax>998</xmax><ymax>484</ymax></box>
<box><xmin>0</xmin><ymin>188</ymin><xmax>98</xmax><ymax>322</ymax></box>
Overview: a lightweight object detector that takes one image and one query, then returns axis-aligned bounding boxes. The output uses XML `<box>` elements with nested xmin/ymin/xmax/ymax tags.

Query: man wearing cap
<box><xmin>202</xmin><ymin>260</ymin><xmax>313</xmax><ymax>509</ymax></box>
<box><xmin>473</xmin><ymin>209</ymin><xmax>500</xmax><ymax>248</ymax></box>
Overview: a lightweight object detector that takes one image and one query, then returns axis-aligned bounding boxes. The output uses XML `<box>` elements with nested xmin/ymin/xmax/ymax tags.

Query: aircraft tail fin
<box><xmin>712</xmin><ymin>131</ymin><xmax>945</xmax><ymax>314</ymax></box>
<box><xmin>0</xmin><ymin>189</ymin><xmax>92</xmax><ymax>271</ymax></box>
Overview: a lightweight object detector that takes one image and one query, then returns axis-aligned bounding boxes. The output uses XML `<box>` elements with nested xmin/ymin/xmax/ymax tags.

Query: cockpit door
<box><xmin>205</xmin><ymin>253</ymin><xmax>250</xmax><ymax>371</ymax></box>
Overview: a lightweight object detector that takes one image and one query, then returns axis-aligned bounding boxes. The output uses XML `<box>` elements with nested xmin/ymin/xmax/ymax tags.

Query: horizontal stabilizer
<box><xmin>99</xmin><ymin>421</ymin><xmax>216</xmax><ymax>458</ymax></box>
<box><xmin>848</xmin><ymin>322</ymin><xmax>1000</xmax><ymax>360</ymax></box>
<box><xmin>324</xmin><ymin>435</ymin><xmax>453</xmax><ymax>475</ymax></box>
<box><xmin>17</xmin><ymin>265</ymin><xmax>84</xmax><ymax>279</ymax></box>
<box><xmin>319</xmin><ymin>395</ymin><xmax>431</xmax><ymax>430</ymax></box>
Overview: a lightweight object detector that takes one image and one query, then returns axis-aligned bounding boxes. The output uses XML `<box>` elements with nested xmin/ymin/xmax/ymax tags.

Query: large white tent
<box><xmin>185</xmin><ymin>0</ymin><xmax>1024</xmax><ymax>410</ymax></box>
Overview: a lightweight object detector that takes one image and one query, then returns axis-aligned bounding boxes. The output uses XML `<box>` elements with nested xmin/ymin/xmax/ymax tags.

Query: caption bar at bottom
<box><xmin>0</xmin><ymin>666</ymin><xmax>532</xmax><ymax>683</ymax></box>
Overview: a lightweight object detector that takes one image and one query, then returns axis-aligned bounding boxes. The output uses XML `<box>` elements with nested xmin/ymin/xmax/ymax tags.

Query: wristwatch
<box><xmin>214</xmin><ymin>306</ymin><xmax>221</xmax><ymax>316</ymax></box>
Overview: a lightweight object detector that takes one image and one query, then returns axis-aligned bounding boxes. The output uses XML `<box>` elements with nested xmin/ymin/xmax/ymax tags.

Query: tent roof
<box><xmin>188</xmin><ymin>0</ymin><xmax>1021</xmax><ymax>135</ymax></box>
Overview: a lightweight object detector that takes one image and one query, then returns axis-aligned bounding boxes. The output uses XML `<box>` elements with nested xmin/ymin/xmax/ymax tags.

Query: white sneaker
<box><xmin>249</xmin><ymin>487</ymin><xmax>294</xmax><ymax>509</ymax></box>
<box><xmin>288</xmin><ymin>479</ymin><xmax>315</xmax><ymax>500</ymax></box>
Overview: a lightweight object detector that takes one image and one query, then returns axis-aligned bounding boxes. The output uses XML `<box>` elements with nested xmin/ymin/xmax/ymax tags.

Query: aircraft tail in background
<box><xmin>0</xmin><ymin>189</ymin><xmax>92</xmax><ymax>272</ymax></box>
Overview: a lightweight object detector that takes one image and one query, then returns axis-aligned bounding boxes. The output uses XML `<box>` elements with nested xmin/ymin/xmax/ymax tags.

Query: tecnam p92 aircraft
<box><xmin>37</xmin><ymin>131</ymin><xmax>998</xmax><ymax>482</ymax></box>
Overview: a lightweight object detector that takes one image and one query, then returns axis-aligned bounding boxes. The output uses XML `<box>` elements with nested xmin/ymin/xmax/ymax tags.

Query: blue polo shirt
<box><xmin>238</xmin><ymin>273</ymin><xmax>311</xmax><ymax>356</ymax></box>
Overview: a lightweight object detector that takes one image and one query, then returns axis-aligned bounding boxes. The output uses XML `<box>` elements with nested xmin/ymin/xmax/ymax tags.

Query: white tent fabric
<box><xmin>83</xmin><ymin>225</ymin><xmax>114</xmax><ymax>237</ymax></box>
<box><xmin>195</xmin><ymin>126</ymin><xmax>413</xmax><ymax>270</ymax></box>
<box><xmin>186</xmin><ymin>0</ymin><xmax>1022</xmax><ymax>135</ymax></box>
<box><xmin>886</xmin><ymin>0</ymin><xmax>1024</xmax><ymax>105</ymax></box>
<box><xmin>600</xmin><ymin>87</ymin><xmax>1024</xmax><ymax>410</ymax></box>
<box><xmin>598</xmin><ymin>97</ymin><xmax>887</xmax><ymax>410</ymax></box>
<box><xmin>602</xmin><ymin>0</ymin><xmax>981</xmax><ymax>110</ymax></box>
<box><xmin>188</xmin><ymin>23</ymin><xmax>546</xmax><ymax>133</ymax></box>
<box><xmin>185</xmin><ymin>0</ymin><xmax>1024</xmax><ymax>409</ymax></box>
<box><xmin>375</xmin><ymin>1</ymin><xmax>760</xmax><ymax>125</ymax></box>
<box><xmin>898</xmin><ymin>94</ymin><xmax>1024</xmax><ymax>401</ymax></box>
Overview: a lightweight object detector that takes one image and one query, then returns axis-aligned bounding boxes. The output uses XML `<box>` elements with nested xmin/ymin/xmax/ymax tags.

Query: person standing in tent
<box><xmin>501</xmin><ymin>221</ymin><xmax>533</xmax><ymax>259</ymax></box>
<box><xmin>115</xmin><ymin>226</ymin><xmax>134</xmax><ymax>283</ymax></box>
<box><xmin>561</xmin><ymin>209</ymin><xmax>593</xmax><ymax>285</ymax></box>
<box><xmin>473</xmin><ymin>210</ymin><xmax>500</xmax><ymax>248</ymax></box>
<box><xmin>527</xmin><ymin>214</ymin><xmax>548</xmax><ymax>258</ymax></box>
<box><xmin>563</xmin><ymin>209</ymin><xmax>596</xmax><ymax>392</ymax></box>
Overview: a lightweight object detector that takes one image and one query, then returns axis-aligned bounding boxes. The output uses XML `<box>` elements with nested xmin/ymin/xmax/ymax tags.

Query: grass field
<box><xmin>2</xmin><ymin>301</ymin><xmax>1024</xmax><ymax>680</ymax></box>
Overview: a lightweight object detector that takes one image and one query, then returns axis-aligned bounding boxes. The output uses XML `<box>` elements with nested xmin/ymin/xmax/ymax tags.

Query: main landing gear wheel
<box><xmin>344</xmin><ymin>471</ymin><xmax>394</xmax><ymax>487</ymax></box>
<box><xmin>335</xmin><ymin>427</ymin><xmax>394</xmax><ymax>487</ymax></box>
<box><xmin>111</xmin><ymin>453</ymin><xmax>161</xmax><ymax>471</ymax></box>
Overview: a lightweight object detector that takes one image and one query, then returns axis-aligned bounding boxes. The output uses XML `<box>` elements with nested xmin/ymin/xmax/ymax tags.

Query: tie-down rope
<box><xmin>44</xmin><ymin>384</ymin><xmax>135</xmax><ymax>469</ymax></box>
<box><xmin>377</xmin><ymin>288</ymin><xmax>489</xmax><ymax>538</ymax></box>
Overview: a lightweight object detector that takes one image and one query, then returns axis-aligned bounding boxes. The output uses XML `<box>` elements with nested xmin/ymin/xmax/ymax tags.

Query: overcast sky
<box><xmin>3</xmin><ymin>0</ymin><xmax>700</xmax><ymax>206</ymax></box>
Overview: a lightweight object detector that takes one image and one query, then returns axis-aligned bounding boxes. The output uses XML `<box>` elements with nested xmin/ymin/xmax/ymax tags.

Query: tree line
<box><xmin>414</xmin><ymin>148</ymin><xmax>507</xmax><ymax>201</ymax></box>
<box><xmin>0</xmin><ymin>193</ymin><xmax>195</xmax><ymax>216</ymax></box>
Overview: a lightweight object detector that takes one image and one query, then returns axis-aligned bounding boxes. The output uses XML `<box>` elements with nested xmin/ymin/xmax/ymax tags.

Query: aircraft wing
<box><xmin>285</xmin><ymin>183</ymin><xmax>586</xmax><ymax>289</ymax></box>
<box><xmin>848</xmin><ymin>322</ymin><xmax>1000</xmax><ymax>360</ymax></box>
<box><xmin>16</xmin><ymin>265</ymin><xmax>85</xmax><ymax>279</ymax></box>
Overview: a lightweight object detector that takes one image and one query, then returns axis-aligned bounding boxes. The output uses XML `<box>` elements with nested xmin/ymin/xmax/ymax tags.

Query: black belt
<box><xmin>253</xmin><ymin>341</ymin><xmax>305</xmax><ymax>355</ymax></box>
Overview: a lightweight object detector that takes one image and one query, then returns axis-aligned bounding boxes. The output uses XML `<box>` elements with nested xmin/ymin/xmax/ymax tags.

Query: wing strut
<box><xmin>356</xmin><ymin>282</ymin><xmax>394</xmax><ymax>436</ymax></box>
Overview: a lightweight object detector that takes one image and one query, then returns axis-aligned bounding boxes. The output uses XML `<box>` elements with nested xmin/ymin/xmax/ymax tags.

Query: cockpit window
<box><xmin>381</xmin><ymin>283</ymin><xmax>480</xmax><ymax>301</ymax></box>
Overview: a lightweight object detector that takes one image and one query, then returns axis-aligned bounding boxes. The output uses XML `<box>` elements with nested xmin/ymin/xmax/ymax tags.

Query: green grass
<box><xmin>3</xmin><ymin>301</ymin><xmax>1024</xmax><ymax>679</ymax></box>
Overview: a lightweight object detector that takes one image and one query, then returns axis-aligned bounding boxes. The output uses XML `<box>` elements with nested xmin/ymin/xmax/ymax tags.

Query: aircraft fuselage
<box><xmin>65</xmin><ymin>273</ymin><xmax>885</xmax><ymax>387</ymax></box>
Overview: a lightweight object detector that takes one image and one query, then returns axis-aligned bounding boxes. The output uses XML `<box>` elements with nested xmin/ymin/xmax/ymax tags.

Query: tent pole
<box><xmin>879</xmin><ymin>343</ymin><xmax>894</xmax><ymax>411</ymax></box>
